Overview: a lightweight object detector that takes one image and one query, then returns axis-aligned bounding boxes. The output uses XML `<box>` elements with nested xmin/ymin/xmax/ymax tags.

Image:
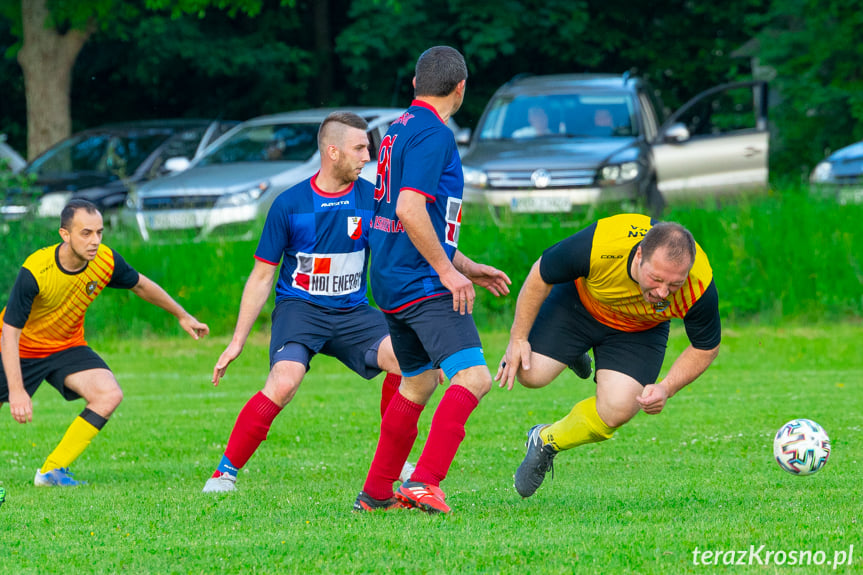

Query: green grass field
<box><xmin>1</xmin><ymin>323</ymin><xmax>860</xmax><ymax>574</ymax></box>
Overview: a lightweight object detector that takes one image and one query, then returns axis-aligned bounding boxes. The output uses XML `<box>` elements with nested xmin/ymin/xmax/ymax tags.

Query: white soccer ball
<box><xmin>773</xmin><ymin>418</ymin><xmax>831</xmax><ymax>476</ymax></box>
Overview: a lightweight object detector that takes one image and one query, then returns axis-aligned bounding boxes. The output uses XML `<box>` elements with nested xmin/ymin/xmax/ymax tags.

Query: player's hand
<box><xmin>9</xmin><ymin>389</ymin><xmax>33</xmax><ymax>424</ymax></box>
<box><xmin>464</xmin><ymin>263</ymin><xmax>511</xmax><ymax>297</ymax></box>
<box><xmin>212</xmin><ymin>342</ymin><xmax>243</xmax><ymax>386</ymax></box>
<box><xmin>440</xmin><ymin>268</ymin><xmax>475</xmax><ymax>315</ymax></box>
<box><xmin>494</xmin><ymin>338</ymin><xmax>532</xmax><ymax>391</ymax></box>
<box><xmin>180</xmin><ymin>315</ymin><xmax>210</xmax><ymax>340</ymax></box>
<box><xmin>636</xmin><ymin>383</ymin><xmax>669</xmax><ymax>415</ymax></box>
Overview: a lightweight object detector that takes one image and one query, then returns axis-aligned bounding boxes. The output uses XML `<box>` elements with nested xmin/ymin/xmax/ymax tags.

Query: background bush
<box><xmin>2</xmin><ymin>184</ymin><xmax>861</xmax><ymax>339</ymax></box>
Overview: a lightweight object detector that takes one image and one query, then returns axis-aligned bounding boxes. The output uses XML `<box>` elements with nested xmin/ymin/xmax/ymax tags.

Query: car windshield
<box><xmin>197</xmin><ymin>122</ymin><xmax>319</xmax><ymax>166</ymax></box>
<box><xmin>478</xmin><ymin>92</ymin><xmax>639</xmax><ymax>141</ymax></box>
<box><xmin>27</xmin><ymin>131</ymin><xmax>172</xmax><ymax>177</ymax></box>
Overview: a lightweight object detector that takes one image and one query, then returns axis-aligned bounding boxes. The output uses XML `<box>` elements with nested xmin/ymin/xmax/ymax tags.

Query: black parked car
<box><xmin>1</xmin><ymin>119</ymin><xmax>237</xmax><ymax>221</ymax></box>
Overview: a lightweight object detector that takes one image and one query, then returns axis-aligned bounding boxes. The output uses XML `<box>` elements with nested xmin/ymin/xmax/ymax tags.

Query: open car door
<box><xmin>652</xmin><ymin>81</ymin><xmax>769</xmax><ymax>200</ymax></box>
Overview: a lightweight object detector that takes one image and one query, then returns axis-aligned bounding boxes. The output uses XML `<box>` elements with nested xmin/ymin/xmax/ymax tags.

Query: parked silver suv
<box><xmin>460</xmin><ymin>73</ymin><xmax>769</xmax><ymax>219</ymax></box>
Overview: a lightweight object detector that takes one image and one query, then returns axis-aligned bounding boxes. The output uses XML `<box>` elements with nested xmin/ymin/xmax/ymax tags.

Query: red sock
<box><xmin>410</xmin><ymin>385</ymin><xmax>479</xmax><ymax>487</ymax></box>
<box><xmin>216</xmin><ymin>392</ymin><xmax>283</xmax><ymax>476</ymax></box>
<box><xmin>380</xmin><ymin>373</ymin><xmax>401</xmax><ymax>419</ymax></box>
<box><xmin>363</xmin><ymin>392</ymin><xmax>424</xmax><ymax>500</ymax></box>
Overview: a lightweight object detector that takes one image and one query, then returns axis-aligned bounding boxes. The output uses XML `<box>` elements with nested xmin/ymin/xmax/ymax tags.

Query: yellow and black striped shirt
<box><xmin>539</xmin><ymin>213</ymin><xmax>720</xmax><ymax>349</ymax></box>
<box><xmin>0</xmin><ymin>243</ymin><xmax>139</xmax><ymax>358</ymax></box>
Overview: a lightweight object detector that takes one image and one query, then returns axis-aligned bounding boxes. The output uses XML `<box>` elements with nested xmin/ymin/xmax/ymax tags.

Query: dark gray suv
<box><xmin>461</xmin><ymin>73</ymin><xmax>769</xmax><ymax>219</ymax></box>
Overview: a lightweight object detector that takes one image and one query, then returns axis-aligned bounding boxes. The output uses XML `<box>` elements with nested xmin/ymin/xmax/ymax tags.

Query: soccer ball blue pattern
<box><xmin>773</xmin><ymin>418</ymin><xmax>831</xmax><ymax>476</ymax></box>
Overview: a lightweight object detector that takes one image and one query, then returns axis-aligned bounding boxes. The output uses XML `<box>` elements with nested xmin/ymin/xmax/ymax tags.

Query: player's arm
<box><xmin>2</xmin><ymin>266</ymin><xmax>38</xmax><ymax>423</ymax></box>
<box><xmin>212</xmin><ymin>259</ymin><xmax>278</xmax><ymax>385</ymax></box>
<box><xmin>130</xmin><ymin>274</ymin><xmax>209</xmax><ymax>340</ymax></box>
<box><xmin>452</xmin><ymin>251</ymin><xmax>511</xmax><ymax>297</ymax></box>
<box><xmin>637</xmin><ymin>344</ymin><xmax>719</xmax><ymax>415</ymax></box>
<box><xmin>495</xmin><ymin>259</ymin><xmax>553</xmax><ymax>390</ymax></box>
<box><xmin>1</xmin><ymin>323</ymin><xmax>31</xmax><ymax>424</ymax></box>
<box><xmin>637</xmin><ymin>280</ymin><xmax>721</xmax><ymax>414</ymax></box>
<box><xmin>396</xmin><ymin>190</ymin><xmax>476</xmax><ymax>315</ymax></box>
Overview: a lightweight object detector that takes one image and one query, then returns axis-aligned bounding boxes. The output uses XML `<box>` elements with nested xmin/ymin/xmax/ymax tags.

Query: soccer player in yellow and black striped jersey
<box><xmin>0</xmin><ymin>199</ymin><xmax>209</xmax><ymax>486</ymax></box>
<box><xmin>495</xmin><ymin>213</ymin><xmax>721</xmax><ymax>498</ymax></box>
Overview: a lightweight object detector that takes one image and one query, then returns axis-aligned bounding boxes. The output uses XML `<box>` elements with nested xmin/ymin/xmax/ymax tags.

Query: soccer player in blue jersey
<box><xmin>203</xmin><ymin>111</ymin><xmax>412</xmax><ymax>493</ymax></box>
<box><xmin>353</xmin><ymin>46</ymin><xmax>511</xmax><ymax>514</ymax></box>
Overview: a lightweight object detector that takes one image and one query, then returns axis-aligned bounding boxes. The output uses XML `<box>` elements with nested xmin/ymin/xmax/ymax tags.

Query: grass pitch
<box><xmin>1</xmin><ymin>323</ymin><xmax>861</xmax><ymax>574</ymax></box>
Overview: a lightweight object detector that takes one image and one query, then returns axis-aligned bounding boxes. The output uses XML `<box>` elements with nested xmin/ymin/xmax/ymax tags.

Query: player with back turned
<box><xmin>353</xmin><ymin>46</ymin><xmax>511</xmax><ymax>514</ymax></box>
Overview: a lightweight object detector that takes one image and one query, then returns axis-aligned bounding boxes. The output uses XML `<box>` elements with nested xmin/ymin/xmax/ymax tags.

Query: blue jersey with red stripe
<box><xmin>369</xmin><ymin>101</ymin><xmax>464</xmax><ymax>312</ymax></box>
<box><xmin>255</xmin><ymin>173</ymin><xmax>374</xmax><ymax>309</ymax></box>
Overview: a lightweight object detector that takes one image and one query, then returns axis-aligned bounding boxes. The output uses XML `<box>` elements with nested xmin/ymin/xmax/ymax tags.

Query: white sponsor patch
<box><xmin>444</xmin><ymin>197</ymin><xmax>462</xmax><ymax>248</ymax></box>
<box><xmin>292</xmin><ymin>250</ymin><xmax>365</xmax><ymax>296</ymax></box>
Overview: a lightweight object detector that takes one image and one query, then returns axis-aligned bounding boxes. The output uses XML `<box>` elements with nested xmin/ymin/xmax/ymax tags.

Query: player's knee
<box><xmin>265</xmin><ymin>366</ymin><xmax>304</xmax><ymax>407</ymax></box>
<box><xmin>89</xmin><ymin>381</ymin><xmax>123</xmax><ymax>413</ymax></box>
<box><xmin>453</xmin><ymin>365</ymin><xmax>491</xmax><ymax>399</ymax></box>
<box><xmin>597</xmin><ymin>400</ymin><xmax>638</xmax><ymax>428</ymax></box>
<box><xmin>516</xmin><ymin>369</ymin><xmax>553</xmax><ymax>389</ymax></box>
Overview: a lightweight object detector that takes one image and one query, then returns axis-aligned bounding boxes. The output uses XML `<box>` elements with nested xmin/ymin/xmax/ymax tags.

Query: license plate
<box><xmin>146</xmin><ymin>211</ymin><xmax>200</xmax><ymax>230</ymax></box>
<box><xmin>510</xmin><ymin>196</ymin><xmax>571</xmax><ymax>213</ymax></box>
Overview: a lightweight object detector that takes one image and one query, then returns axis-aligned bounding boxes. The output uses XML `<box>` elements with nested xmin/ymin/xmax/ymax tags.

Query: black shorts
<box><xmin>528</xmin><ymin>282</ymin><xmax>670</xmax><ymax>385</ymax></box>
<box><xmin>384</xmin><ymin>295</ymin><xmax>485</xmax><ymax>378</ymax></box>
<box><xmin>269</xmin><ymin>298</ymin><xmax>391</xmax><ymax>380</ymax></box>
<box><xmin>0</xmin><ymin>345</ymin><xmax>110</xmax><ymax>402</ymax></box>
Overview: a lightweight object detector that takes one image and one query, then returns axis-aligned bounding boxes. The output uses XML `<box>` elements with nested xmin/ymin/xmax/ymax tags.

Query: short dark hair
<box><xmin>60</xmin><ymin>199</ymin><xmax>100</xmax><ymax>230</ymax></box>
<box><xmin>414</xmin><ymin>46</ymin><xmax>468</xmax><ymax>98</ymax></box>
<box><xmin>318</xmin><ymin>111</ymin><xmax>369</xmax><ymax>152</ymax></box>
<box><xmin>641</xmin><ymin>221</ymin><xmax>696</xmax><ymax>266</ymax></box>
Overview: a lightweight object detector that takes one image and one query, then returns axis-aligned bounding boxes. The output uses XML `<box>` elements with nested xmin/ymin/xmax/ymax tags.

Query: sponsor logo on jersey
<box><xmin>347</xmin><ymin>216</ymin><xmax>363</xmax><ymax>240</ymax></box>
<box><xmin>293</xmin><ymin>250</ymin><xmax>365</xmax><ymax>296</ymax></box>
<box><xmin>392</xmin><ymin>112</ymin><xmax>414</xmax><ymax>127</ymax></box>
<box><xmin>372</xmin><ymin>215</ymin><xmax>404</xmax><ymax>233</ymax></box>
<box><xmin>445</xmin><ymin>197</ymin><xmax>462</xmax><ymax>247</ymax></box>
<box><xmin>321</xmin><ymin>200</ymin><xmax>350</xmax><ymax>208</ymax></box>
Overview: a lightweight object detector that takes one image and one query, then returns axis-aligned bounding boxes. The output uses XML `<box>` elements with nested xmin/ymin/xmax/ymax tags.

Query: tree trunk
<box><xmin>312</xmin><ymin>0</ymin><xmax>333</xmax><ymax>106</ymax></box>
<box><xmin>16</xmin><ymin>0</ymin><xmax>92</xmax><ymax>160</ymax></box>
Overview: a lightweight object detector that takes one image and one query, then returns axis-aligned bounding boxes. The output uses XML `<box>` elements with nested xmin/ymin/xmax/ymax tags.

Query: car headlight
<box><xmin>462</xmin><ymin>165</ymin><xmax>488</xmax><ymax>188</ymax></box>
<box><xmin>216</xmin><ymin>182</ymin><xmax>269</xmax><ymax>207</ymax></box>
<box><xmin>38</xmin><ymin>192</ymin><xmax>73</xmax><ymax>217</ymax></box>
<box><xmin>810</xmin><ymin>161</ymin><xmax>833</xmax><ymax>183</ymax></box>
<box><xmin>598</xmin><ymin>161</ymin><xmax>640</xmax><ymax>185</ymax></box>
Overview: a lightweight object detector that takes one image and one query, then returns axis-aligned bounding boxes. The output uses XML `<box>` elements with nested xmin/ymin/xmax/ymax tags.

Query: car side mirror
<box><xmin>164</xmin><ymin>157</ymin><xmax>191</xmax><ymax>173</ymax></box>
<box><xmin>456</xmin><ymin>128</ymin><xmax>472</xmax><ymax>146</ymax></box>
<box><xmin>663</xmin><ymin>123</ymin><xmax>690</xmax><ymax>143</ymax></box>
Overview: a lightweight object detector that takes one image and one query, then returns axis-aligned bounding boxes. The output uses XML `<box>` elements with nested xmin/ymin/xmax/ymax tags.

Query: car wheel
<box><xmin>645</xmin><ymin>178</ymin><xmax>666</xmax><ymax>218</ymax></box>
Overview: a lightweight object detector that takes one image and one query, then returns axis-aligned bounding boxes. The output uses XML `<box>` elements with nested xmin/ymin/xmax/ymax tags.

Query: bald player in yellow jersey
<box><xmin>0</xmin><ymin>199</ymin><xmax>209</xmax><ymax>486</ymax></box>
<box><xmin>495</xmin><ymin>213</ymin><xmax>721</xmax><ymax>498</ymax></box>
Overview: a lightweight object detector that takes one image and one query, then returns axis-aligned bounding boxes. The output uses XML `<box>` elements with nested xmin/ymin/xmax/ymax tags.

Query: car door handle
<box><xmin>743</xmin><ymin>146</ymin><xmax>763</xmax><ymax>158</ymax></box>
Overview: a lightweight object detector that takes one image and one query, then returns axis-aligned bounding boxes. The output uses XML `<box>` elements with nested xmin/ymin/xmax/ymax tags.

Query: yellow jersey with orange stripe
<box><xmin>0</xmin><ymin>243</ymin><xmax>139</xmax><ymax>358</ymax></box>
<box><xmin>538</xmin><ymin>214</ymin><xmax>719</xmax><ymax>345</ymax></box>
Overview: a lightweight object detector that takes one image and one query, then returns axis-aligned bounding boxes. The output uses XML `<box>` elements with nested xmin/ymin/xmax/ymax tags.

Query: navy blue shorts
<box><xmin>0</xmin><ymin>345</ymin><xmax>110</xmax><ymax>402</ymax></box>
<box><xmin>528</xmin><ymin>281</ymin><xmax>670</xmax><ymax>385</ymax></box>
<box><xmin>269</xmin><ymin>298</ymin><xmax>390</xmax><ymax>380</ymax></box>
<box><xmin>384</xmin><ymin>295</ymin><xmax>485</xmax><ymax>379</ymax></box>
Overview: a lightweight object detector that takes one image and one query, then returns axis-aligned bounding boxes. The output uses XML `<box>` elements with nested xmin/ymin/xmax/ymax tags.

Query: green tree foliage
<box><xmin>754</xmin><ymin>0</ymin><xmax>863</xmax><ymax>175</ymax></box>
<box><xmin>336</xmin><ymin>0</ymin><xmax>768</xmax><ymax>124</ymax></box>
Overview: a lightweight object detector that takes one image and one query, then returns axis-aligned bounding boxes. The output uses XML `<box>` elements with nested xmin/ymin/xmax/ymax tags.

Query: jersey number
<box><xmin>374</xmin><ymin>135</ymin><xmax>396</xmax><ymax>203</ymax></box>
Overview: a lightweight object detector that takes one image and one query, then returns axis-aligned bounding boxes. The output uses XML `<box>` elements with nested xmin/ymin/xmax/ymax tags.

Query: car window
<box><xmin>27</xmin><ymin>132</ymin><xmax>170</xmax><ymax>177</ymax></box>
<box><xmin>146</xmin><ymin>127</ymin><xmax>210</xmax><ymax>178</ymax></box>
<box><xmin>478</xmin><ymin>92</ymin><xmax>639</xmax><ymax>140</ymax></box>
<box><xmin>672</xmin><ymin>85</ymin><xmax>760</xmax><ymax>137</ymax></box>
<box><xmin>197</xmin><ymin>122</ymin><xmax>319</xmax><ymax>165</ymax></box>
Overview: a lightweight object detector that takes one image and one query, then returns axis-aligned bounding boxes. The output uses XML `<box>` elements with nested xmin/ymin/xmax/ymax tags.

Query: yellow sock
<box><xmin>540</xmin><ymin>396</ymin><xmax>617</xmax><ymax>451</ymax></box>
<box><xmin>40</xmin><ymin>415</ymin><xmax>101</xmax><ymax>473</ymax></box>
